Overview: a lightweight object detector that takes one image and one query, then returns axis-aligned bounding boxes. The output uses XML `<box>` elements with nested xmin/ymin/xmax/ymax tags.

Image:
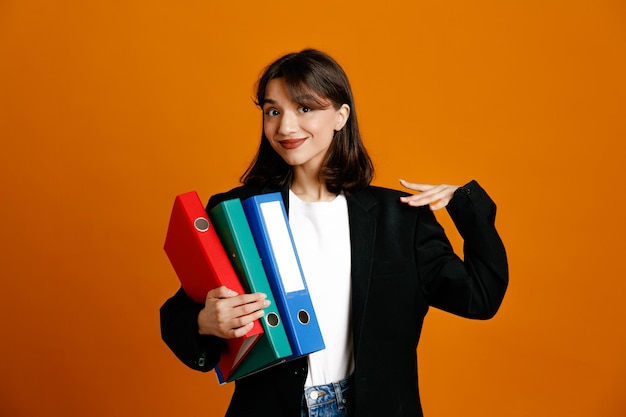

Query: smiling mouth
<box><xmin>278</xmin><ymin>138</ymin><xmax>307</xmax><ymax>149</ymax></box>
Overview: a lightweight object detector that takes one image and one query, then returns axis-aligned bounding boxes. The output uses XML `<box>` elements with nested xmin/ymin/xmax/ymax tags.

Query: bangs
<box><xmin>284</xmin><ymin>80</ymin><xmax>332</xmax><ymax>109</ymax></box>
<box><xmin>255</xmin><ymin>49</ymin><xmax>350</xmax><ymax>111</ymax></box>
<box><xmin>281</xmin><ymin>60</ymin><xmax>341</xmax><ymax>109</ymax></box>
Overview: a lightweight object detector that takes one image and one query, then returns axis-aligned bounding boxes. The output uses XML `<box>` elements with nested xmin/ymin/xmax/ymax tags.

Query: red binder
<box><xmin>164</xmin><ymin>191</ymin><xmax>264</xmax><ymax>379</ymax></box>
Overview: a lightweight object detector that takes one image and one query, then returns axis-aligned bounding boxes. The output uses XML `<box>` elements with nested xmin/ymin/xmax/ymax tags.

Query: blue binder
<box><xmin>242</xmin><ymin>192</ymin><xmax>325</xmax><ymax>356</ymax></box>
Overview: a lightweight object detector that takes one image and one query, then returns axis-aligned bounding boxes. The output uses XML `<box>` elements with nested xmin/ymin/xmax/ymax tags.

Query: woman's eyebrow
<box><xmin>262</xmin><ymin>94</ymin><xmax>325</xmax><ymax>107</ymax></box>
<box><xmin>293</xmin><ymin>94</ymin><xmax>322</xmax><ymax>103</ymax></box>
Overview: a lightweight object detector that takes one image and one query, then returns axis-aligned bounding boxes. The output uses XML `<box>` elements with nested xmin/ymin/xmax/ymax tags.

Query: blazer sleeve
<box><xmin>159</xmin><ymin>286</ymin><xmax>223</xmax><ymax>372</ymax></box>
<box><xmin>417</xmin><ymin>180</ymin><xmax>509</xmax><ymax>319</ymax></box>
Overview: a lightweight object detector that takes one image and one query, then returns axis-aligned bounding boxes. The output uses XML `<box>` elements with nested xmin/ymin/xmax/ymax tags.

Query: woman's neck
<box><xmin>290</xmin><ymin>171</ymin><xmax>335</xmax><ymax>202</ymax></box>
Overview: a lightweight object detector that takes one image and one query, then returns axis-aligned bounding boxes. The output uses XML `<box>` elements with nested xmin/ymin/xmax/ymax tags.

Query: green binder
<box><xmin>209</xmin><ymin>198</ymin><xmax>293</xmax><ymax>383</ymax></box>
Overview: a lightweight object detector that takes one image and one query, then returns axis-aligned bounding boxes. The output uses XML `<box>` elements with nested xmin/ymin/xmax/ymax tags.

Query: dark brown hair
<box><xmin>240</xmin><ymin>49</ymin><xmax>374</xmax><ymax>194</ymax></box>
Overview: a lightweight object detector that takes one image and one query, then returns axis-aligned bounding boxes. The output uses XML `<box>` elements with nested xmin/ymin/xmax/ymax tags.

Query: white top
<box><xmin>288</xmin><ymin>190</ymin><xmax>354</xmax><ymax>387</ymax></box>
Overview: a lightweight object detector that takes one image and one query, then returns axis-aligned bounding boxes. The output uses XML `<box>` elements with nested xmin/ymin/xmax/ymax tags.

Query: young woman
<box><xmin>160</xmin><ymin>49</ymin><xmax>508</xmax><ymax>417</ymax></box>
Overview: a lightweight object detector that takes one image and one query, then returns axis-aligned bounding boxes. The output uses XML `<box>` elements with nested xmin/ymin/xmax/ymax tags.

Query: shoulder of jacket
<box><xmin>347</xmin><ymin>185</ymin><xmax>411</xmax><ymax>213</ymax></box>
<box><xmin>207</xmin><ymin>185</ymin><xmax>258</xmax><ymax>208</ymax></box>
<box><xmin>351</xmin><ymin>185</ymin><xmax>409</xmax><ymax>202</ymax></box>
<box><xmin>364</xmin><ymin>185</ymin><xmax>408</xmax><ymax>197</ymax></box>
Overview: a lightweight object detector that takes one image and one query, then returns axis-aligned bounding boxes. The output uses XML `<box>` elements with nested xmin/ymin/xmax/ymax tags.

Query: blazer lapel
<box><xmin>346</xmin><ymin>189</ymin><xmax>377</xmax><ymax>359</ymax></box>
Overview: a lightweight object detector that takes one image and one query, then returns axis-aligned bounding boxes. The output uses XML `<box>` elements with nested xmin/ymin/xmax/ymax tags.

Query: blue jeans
<box><xmin>301</xmin><ymin>376</ymin><xmax>354</xmax><ymax>417</ymax></box>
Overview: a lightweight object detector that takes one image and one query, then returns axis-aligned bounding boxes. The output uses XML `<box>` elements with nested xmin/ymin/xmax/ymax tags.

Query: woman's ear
<box><xmin>335</xmin><ymin>104</ymin><xmax>350</xmax><ymax>131</ymax></box>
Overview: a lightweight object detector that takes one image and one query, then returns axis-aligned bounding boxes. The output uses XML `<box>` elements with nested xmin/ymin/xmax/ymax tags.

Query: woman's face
<box><xmin>262</xmin><ymin>78</ymin><xmax>349</xmax><ymax>173</ymax></box>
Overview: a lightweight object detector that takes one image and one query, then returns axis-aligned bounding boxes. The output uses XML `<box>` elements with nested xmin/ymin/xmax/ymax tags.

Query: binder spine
<box><xmin>209</xmin><ymin>199</ymin><xmax>292</xmax><ymax>375</ymax></box>
<box><xmin>242</xmin><ymin>193</ymin><xmax>325</xmax><ymax>356</ymax></box>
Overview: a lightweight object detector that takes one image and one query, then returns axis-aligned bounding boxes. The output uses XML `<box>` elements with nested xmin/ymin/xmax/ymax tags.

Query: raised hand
<box><xmin>399</xmin><ymin>179</ymin><xmax>460</xmax><ymax>211</ymax></box>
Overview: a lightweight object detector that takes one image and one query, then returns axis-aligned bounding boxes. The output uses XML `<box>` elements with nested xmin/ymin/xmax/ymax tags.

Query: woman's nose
<box><xmin>277</xmin><ymin>111</ymin><xmax>297</xmax><ymax>135</ymax></box>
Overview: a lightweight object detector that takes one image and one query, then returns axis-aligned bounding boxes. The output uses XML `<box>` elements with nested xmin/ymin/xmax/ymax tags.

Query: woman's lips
<box><xmin>278</xmin><ymin>138</ymin><xmax>306</xmax><ymax>149</ymax></box>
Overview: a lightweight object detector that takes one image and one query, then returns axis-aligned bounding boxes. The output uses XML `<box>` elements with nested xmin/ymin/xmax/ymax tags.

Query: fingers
<box><xmin>229</xmin><ymin>321</ymin><xmax>256</xmax><ymax>338</ymax></box>
<box><xmin>399</xmin><ymin>180</ymin><xmax>460</xmax><ymax>210</ymax></box>
<box><xmin>208</xmin><ymin>285</ymin><xmax>239</xmax><ymax>299</ymax></box>
<box><xmin>198</xmin><ymin>288</ymin><xmax>270</xmax><ymax>338</ymax></box>
<box><xmin>428</xmin><ymin>199</ymin><xmax>449</xmax><ymax>211</ymax></box>
<box><xmin>399</xmin><ymin>179</ymin><xmax>433</xmax><ymax>193</ymax></box>
<box><xmin>206</xmin><ymin>286</ymin><xmax>265</xmax><ymax>304</ymax></box>
<box><xmin>226</xmin><ymin>306</ymin><xmax>266</xmax><ymax>338</ymax></box>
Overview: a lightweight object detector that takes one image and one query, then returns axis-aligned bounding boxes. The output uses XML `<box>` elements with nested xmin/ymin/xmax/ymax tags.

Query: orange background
<box><xmin>1</xmin><ymin>1</ymin><xmax>625</xmax><ymax>416</ymax></box>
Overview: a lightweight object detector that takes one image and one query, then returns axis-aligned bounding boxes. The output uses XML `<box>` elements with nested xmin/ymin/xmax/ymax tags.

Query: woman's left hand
<box><xmin>399</xmin><ymin>179</ymin><xmax>460</xmax><ymax>210</ymax></box>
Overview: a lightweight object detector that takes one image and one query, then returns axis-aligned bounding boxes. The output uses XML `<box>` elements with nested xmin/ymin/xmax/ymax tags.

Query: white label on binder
<box><xmin>259</xmin><ymin>201</ymin><xmax>305</xmax><ymax>293</ymax></box>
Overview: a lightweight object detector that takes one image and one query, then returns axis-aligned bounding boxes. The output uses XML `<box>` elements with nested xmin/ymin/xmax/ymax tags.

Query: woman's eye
<box><xmin>265</xmin><ymin>109</ymin><xmax>279</xmax><ymax>117</ymax></box>
<box><xmin>299</xmin><ymin>106</ymin><xmax>311</xmax><ymax>113</ymax></box>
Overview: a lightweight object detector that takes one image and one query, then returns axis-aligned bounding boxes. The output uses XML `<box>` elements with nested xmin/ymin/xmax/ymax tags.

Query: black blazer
<box><xmin>160</xmin><ymin>180</ymin><xmax>508</xmax><ymax>417</ymax></box>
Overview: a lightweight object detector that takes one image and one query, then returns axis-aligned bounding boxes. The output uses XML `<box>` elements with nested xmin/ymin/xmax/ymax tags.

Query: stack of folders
<box><xmin>165</xmin><ymin>191</ymin><xmax>325</xmax><ymax>385</ymax></box>
<box><xmin>163</xmin><ymin>191</ymin><xmax>264</xmax><ymax>381</ymax></box>
<box><xmin>210</xmin><ymin>192</ymin><xmax>325</xmax><ymax>384</ymax></box>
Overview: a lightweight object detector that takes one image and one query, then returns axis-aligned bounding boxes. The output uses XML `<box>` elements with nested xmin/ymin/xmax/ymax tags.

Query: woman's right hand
<box><xmin>197</xmin><ymin>286</ymin><xmax>269</xmax><ymax>339</ymax></box>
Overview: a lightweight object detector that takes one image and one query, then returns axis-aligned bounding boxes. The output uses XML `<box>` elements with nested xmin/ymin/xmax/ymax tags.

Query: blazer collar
<box><xmin>345</xmin><ymin>189</ymin><xmax>377</xmax><ymax>359</ymax></box>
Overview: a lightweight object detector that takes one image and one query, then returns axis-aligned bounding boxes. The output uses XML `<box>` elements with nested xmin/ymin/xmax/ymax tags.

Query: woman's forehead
<box><xmin>264</xmin><ymin>77</ymin><xmax>329</xmax><ymax>106</ymax></box>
